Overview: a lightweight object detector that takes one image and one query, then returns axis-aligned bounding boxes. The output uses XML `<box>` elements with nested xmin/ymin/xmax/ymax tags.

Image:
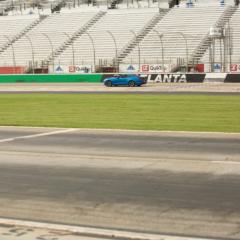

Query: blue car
<box><xmin>103</xmin><ymin>74</ymin><xmax>146</xmax><ymax>87</ymax></box>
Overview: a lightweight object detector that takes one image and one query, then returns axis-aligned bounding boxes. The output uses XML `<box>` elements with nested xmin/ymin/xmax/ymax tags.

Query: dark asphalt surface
<box><xmin>0</xmin><ymin>91</ymin><xmax>240</xmax><ymax>95</ymax></box>
<box><xmin>0</xmin><ymin>128</ymin><xmax>240</xmax><ymax>239</ymax></box>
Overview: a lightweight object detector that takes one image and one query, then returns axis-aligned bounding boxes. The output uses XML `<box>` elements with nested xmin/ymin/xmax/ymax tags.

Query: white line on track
<box><xmin>0</xmin><ymin>129</ymin><xmax>77</xmax><ymax>143</ymax></box>
<box><xmin>0</xmin><ymin>126</ymin><xmax>240</xmax><ymax>137</ymax></box>
<box><xmin>212</xmin><ymin>160</ymin><xmax>240</xmax><ymax>165</ymax></box>
<box><xmin>0</xmin><ymin>218</ymin><xmax>217</xmax><ymax>240</ymax></box>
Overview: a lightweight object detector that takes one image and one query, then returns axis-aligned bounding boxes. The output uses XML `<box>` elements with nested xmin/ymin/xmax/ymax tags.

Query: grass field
<box><xmin>0</xmin><ymin>94</ymin><xmax>239</xmax><ymax>132</ymax></box>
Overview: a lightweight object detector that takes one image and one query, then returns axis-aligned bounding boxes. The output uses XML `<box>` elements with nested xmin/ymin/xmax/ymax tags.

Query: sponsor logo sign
<box><xmin>230</xmin><ymin>64</ymin><xmax>240</xmax><ymax>72</ymax></box>
<box><xmin>141</xmin><ymin>64</ymin><xmax>149</xmax><ymax>72</ymax></box>
<box><xmin>127</xmin><ymin>65</ymin><xmax>136</xmax><ymax>71</ymax></box>
<box><xmin>53</xmin><ymin>65</ymin><xmax>92</xmax><ymax>73</ymax></box>
<box><xmin>54</xmin><ymin>65</ymin><xmax>66</xmax><ymax>74</ymax></box>
<box><xmin>141</xmin><ymin>64</ymin><xmax>170</xmax><ymax>73</ymax></box>
<box><xmin>213</xmin><ymin>63</ymin><xmax>222</xmax><ymax>73</ymax></box>
<box><xmin>119</xmin><ymin>64</ymin><xmax>139</xmax><ymax>73</ymax></box>
<box><xmin>69</xmin><ymin>65</ymin><xmax>92</xmax><ymax>73</ymax></box>
<box><xmin>120</xmin><ymin>64</ymin><xmax>171</xmax><ymax>73</ymax></box>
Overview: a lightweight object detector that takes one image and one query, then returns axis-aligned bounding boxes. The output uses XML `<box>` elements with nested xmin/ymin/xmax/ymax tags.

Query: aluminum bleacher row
<box><xmin>0</xmin><ymin>0</ymin><xmax>238</xmax><ymax>73</ymax></box>
<box><xmin>123</xmin><ymin>5</ymin><xmax>230</xmax><ymax>70</ymax></box>
<box><xmin>201</xmin><ymin>6</ymin><xmax>240</xmax><ymax>72</ymax></box>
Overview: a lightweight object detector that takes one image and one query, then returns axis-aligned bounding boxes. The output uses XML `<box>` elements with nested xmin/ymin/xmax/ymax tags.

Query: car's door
<box><xmin>115</xmin><ymin>76</ymin><xmax>123</xmax><ymax>85</ymax></box>
<box><xmin>117</xmin><ymin>75</ymin><xmax>125</xmax><ymax>85</ymax></box>
<box><xmin>118</xmin><ymin>75</ymin><xmax>128</xmax><ymax>85</ymax></box>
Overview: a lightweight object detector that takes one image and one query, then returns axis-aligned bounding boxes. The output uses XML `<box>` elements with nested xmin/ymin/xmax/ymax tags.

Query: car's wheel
<box><xmin>105</xmin><ymin>80</ymin><xmax>112</xmax><ymax>87</ymax></box>
<box><xmin>128</xmin><ymin>80</ymin><xmax>136</xmax><ymax>87</ymax></box>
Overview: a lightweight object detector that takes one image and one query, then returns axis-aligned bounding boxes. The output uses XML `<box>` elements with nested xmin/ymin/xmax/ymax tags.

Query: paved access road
<box><xmin>0</xmin><ymin>127</ymin><xmax>240</xmax><ymax>239</ymax></box>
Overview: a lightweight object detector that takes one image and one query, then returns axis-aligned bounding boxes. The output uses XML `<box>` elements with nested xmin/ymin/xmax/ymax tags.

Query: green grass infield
<box><xmin>0</xmin><ymin>94</ymin><xmax>239</xmax><ymax>133</ymax></box>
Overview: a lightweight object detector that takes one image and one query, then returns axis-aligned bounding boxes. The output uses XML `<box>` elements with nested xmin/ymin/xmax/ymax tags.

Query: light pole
<box><xmin>153</xmin><ymin>30</ymin><xmax>165</xmax><ymax>72</ymax></box>
<box><xmin>42</xmin><ymin>33</ymin><xmax>54</xmax><ymax>72</ymax></box>
<box><xmin>25</xmin><ymin>35</ymin><xmax>35</xmax><ymax>74</ymax></box>
<box><xmin>3</xmin><ymin>35</ymin><xmax>16</xmax><ymax>72</ymax></box>
<box><xmin>84</xmin><ymin>31</ymin><xmax>96</xmax><ymax>73</ymax></box>
<box><xmin>63</xmin><ymin>32</ymin><xmax>75</xmax><ymax>66</ymax></box>
<box><xmin>130</xmin><ymin>30</ymin><xmax>141</xmax><ymax>72</ymax></box>
<box><xmin>227</xmin><ymin>21</ymin><xmax>232</xmax><ymax>72</ymax></box>
<box><xmin>177</xmin><ymin>32</ymin><xmax>189</xmax><ymax>72</ymax></box>
<box><xmin>106</xmin><ymin>30</ymin><xmax>118</xmax><ymax>72</ymax></box>
<box><xmin>164</xmin><ymin>32</ymin><xmax>189</xmax><ymax>72</ymax></box>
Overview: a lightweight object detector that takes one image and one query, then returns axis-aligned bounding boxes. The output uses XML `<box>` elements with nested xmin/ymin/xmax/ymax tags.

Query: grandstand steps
<box><xmin>187</xmin><ymin>5</ymin><xmax>238</xmax><ymax>68</ymax></box>
<box><xmin>0</xmin><ymin>15</ymin><xmax>48</xmax><ymax>54</ymax></box>
<box><xmin>45</xmin><ymin>10</ymin><xmax>106</xmax><ymax>65</ymax></box>
<box><xmin>116</xmin><ymin>9</ymin><xmax>169</xmax><ymax>63</ymax></box>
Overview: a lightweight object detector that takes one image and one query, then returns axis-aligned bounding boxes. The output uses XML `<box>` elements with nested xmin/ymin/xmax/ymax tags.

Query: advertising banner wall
<box><xmin>51</xmin><ymin>65</ymin><xmax>92</xmax><ymax>74</ymax></box>
<box><xmin>225</xmin><ymin>74</ymin><xmax>240</xmax><ymax>83</ymax></box>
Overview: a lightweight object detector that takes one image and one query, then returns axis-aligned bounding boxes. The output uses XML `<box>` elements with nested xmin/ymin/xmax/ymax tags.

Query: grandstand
<box><xmin>0</xmin><ymin>0</ymin><xmax>238</xmax><ymax>73</ymax></box>
<box><xmin>201</xmin><ymin>5</ymin><xmax>240</xmax><ymax>72</ymax></box>
<box><xmin>122</xmin><ymin>5</ymin><xmax>235</xmax><ymax>72</ymax></box>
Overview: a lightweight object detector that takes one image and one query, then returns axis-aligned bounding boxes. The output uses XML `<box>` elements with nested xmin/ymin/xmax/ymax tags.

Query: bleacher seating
<box><xmin>227</xmin><ymin>7</ymin><xmax>240</xmax><ymax>64</ymax></box>
<box><xmin>122</xmin><ymin>5</ymin><xmax>228</xmax><ymax>70</ymax></box>
<box><xmin>57</xmin><ymin>9</ymin><xmax>158</xmax><ymax>67</ymax></box>
<box><xmin>0</xmin><ymin>15</ymin><xmax>39</xmax><ymax>52</ymax></box>
<box><xmin>201</xmin><ymin>7</ymin><xmax>240</xmax><ymax>72</ymax></box>
<box><xmin>0</xmin><ymin>10</ymin><xmax>99</xmax><ymax>67</ymax></box>
<box><xmin>0</xmin><ymin>0</ymin><xmax>239</xmax><ymax>72</ymax></box>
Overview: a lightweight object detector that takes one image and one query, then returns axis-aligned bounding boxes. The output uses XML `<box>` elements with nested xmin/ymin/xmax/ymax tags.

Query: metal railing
<box><xmin>0</xmin><ymin>28</ymin><xmax>235</xmax><ymax>73</ymax></box>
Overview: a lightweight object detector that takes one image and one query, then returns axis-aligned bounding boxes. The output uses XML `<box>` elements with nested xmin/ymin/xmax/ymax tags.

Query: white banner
<box><xmin>51</xmin><ymin>65</ymin><xmax>92</xmax><ymax>74</ymax></box>
<box><xmin>119</xmin><ymin>64</ymin><xmax>172</xmax><ymax>73</ymax></box>
<box><xmin>119</xmin><ymin>64</ymin><xmax>139</xmax><ymax>73</ymax></box>
<box><xmin>213</xmin><ymin>63</ymin><xmax>222</xmax><ymax>73</ymax></box>
<box><xmin>53</xmin><ymin>65</ymin><xmax>68</xmax><ymax>74</ymax></box>
<box><xmin>69</xmin><ymin>65</ymin><xmax>92</xmax><ymax>73</ymax></box>
<box><xmin>140</xmin><ymin>64</ymin><xmax>170</xmax><ymax>73</ymax></box>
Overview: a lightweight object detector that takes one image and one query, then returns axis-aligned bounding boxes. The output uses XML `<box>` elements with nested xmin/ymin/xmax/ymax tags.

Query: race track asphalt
<box><xmin>0</xmin><ymin>127</ymin><xmax>240</xmax><ymax>239</ymax></box>
<box><xmin>0</xmin><ymin>82</ymin><xmax>240</xmax><ymax>94</ymax></box>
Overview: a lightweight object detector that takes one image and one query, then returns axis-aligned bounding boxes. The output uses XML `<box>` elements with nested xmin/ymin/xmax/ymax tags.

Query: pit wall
<box><xmin>0</xmin><ymin>73</ymin><xmax>239</xmax><ymax>83</ymax></box>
